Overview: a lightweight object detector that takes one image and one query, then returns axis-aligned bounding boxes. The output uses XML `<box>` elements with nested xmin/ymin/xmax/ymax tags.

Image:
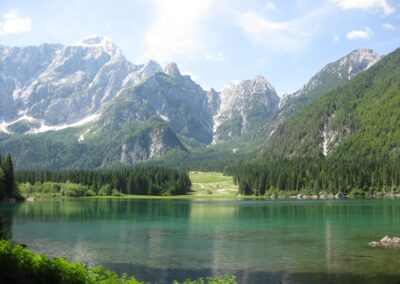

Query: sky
<box><xmin>0</xmin><ymin>0</ymin><xmax>399</xmax><ymax>95</ymax></box>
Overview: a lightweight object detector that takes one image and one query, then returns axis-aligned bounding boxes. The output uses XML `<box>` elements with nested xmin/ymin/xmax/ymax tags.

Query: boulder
<box><xmin>369</xmin><ymin>236</ymin><xmax>400</xmax><ymax>248</ymax></box>
<box><xmin>319</xmin><ymin>192</ymin><xmax>328</xmax><ymax>199</ymax></box>
<box><xmin>296</xmin><ymin>193</ymin><xmax>305</xmax><ymax>199</ymax></box>
<box><xmin>335</xmin><ymin>192</ymin><xmax>344</xmax><ymax>199</ymax></box>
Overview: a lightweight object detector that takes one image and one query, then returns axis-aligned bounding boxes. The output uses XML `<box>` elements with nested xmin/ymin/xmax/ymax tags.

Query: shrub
<box><xmin>0</xmin><ymin>241</ymin><xmax>236</xmax><ymax>284</ymax></box>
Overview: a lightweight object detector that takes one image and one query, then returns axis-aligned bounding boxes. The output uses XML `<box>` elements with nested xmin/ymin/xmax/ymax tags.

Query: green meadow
<box><xmin>189</xmin><ymin>172</ymin><xmax>238</xmax><ymax>197</ymax></box>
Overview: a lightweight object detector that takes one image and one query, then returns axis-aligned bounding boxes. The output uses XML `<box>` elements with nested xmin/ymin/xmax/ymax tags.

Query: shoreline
<box><xmin>18</xmin><ymin>192</ymin><xmax>400</xmax><ymax>201</ymax></box>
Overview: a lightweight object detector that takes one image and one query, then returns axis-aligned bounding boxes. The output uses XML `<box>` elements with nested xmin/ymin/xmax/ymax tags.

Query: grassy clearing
<box><xmin>20</xmin><ymin>172</ymin><xmax>239</xmax><ymax>200</ymax></box>
<box><xmin>189</xmin><ymin>172</ymin><xmax>238</xmax><ymax>197</ymax></box>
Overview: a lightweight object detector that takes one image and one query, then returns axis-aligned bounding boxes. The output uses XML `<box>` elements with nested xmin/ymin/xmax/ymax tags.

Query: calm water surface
<box><xmin>1</xmin><ymin>199</ymin><xmax>400</xmax><ymax>283</ymax></box>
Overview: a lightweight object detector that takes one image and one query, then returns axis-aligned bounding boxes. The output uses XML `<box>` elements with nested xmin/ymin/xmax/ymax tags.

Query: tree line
<box><xmin>16</xmin><ymin>167</ymin><xmax>191</xmax><ymax>196</ymax></box>
<box><xmin>0</xmin><ymin>154</ymin><xmax>20</xmax><ymax>201</ymax></box>
<box><xmin>233</xmin><ymin>157</ymin><xmax>400</xmax><ymax>195</ymax></box>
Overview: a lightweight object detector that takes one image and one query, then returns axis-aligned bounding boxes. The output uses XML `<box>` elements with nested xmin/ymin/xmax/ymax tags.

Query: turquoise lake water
<box><xmin>1</xmin><ymin>199</ymin><xmax>400</xmax><ymax>283</ymax></box>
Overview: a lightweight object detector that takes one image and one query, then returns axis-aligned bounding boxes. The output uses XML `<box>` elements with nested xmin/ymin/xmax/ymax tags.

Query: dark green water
<box><xmin>1</xmin><ymin>199</ymin><xmax>400</xmax><ymax>283</ymax></box>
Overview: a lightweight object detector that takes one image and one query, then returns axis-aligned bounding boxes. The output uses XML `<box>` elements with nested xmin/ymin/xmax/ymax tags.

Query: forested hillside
<box><xmin>232</xmin><ymin>48</ymin><xmax>400</xmax><ymax>195</ymax></box>
<box><xmin>263</xmin><ymin>48</ymin><xmax>400</xmax><ymax>159</ymax></box>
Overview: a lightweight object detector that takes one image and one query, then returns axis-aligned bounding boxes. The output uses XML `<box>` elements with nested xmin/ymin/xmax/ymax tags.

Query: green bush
<box><xmin>0</xmin><ymin>240</ymin><xmax>141</xmax><ymax>284</ymax></box>
<box><xmin>348</xmin><ymin>188</ymin><xmax>366</xmax><ymax>198</ymax></box>
<box><xmin>98</xmin><ymin>184</ymin><xmax>112</xmax><ymax>196</ymax></box>
<box><xmin>0</xmin><ymin>240</ymin><xmax>236</xmax><ymax>284</ymax></box>
<box><xmin>61</xmin><ymin>183</ymin><xmax>90</xmax><ymax>197</ymax></box>
<box><xmin>111</xmin><ymin>189</ymin><xmax>123</xmax><ymax>196</ymax></box>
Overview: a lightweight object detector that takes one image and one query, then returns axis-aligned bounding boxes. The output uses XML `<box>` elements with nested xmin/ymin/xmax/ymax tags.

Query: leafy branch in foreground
<box><xmin>0</xmin><ymin>240</ymin><xmax>236</xmax><ymax>284</ymax></box>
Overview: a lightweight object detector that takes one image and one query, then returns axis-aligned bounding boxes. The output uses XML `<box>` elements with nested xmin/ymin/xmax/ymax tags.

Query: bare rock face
<box><xmin>212</xmin><ymin>75</ymin><xmax>280</xmax><ymax>143</ymax></box>
<box><xmin>369</xmin><ymin>236</ymin><xmax>400</xmax><ymax>248</ymax></box>
<box><xmin>120</xmin><ymin>125</ymin><xmax>184</xmax><ymax>165</ymax></box>
<box><xmin>0</xmin><ymin>37</ymin><xmax>160</xmax><ymax>130</ymax></box>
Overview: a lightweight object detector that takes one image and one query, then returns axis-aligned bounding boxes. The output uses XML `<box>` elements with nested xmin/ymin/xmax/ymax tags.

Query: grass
<box><xmin>189</xmin><ymin>172</ymin><xmax>238</xmax><ymax>197</ymax></box>
<box><xmin>85</xmin><ymin>172</ymin><xmax>239</xmax><ymax>199</ymax></box>
<box><xmin>20</xmin><ymin>172</ymin><xmax>240</xmax><ymax>200</ymax></box>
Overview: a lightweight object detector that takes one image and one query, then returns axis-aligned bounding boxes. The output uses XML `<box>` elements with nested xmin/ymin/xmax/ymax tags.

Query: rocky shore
<box><xmin>369</xmin><ymin>236</ymin><xmax>400</xmax><ymax>248</ymax></box>
<box><xmin>260</xmin><ymin>191</ymin><xmax>400</xmax><ymax>200</ymax></box>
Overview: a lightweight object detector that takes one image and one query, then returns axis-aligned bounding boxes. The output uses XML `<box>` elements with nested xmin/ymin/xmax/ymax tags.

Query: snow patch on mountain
<box><xmin>30</xmin><ymin>113</ymin><xmax>100</xmax><ymax>134</ymax></box>
<box><xmin>0</xmin><ymin>113</ymin><xmax>100</xmax><ymax>134</ymax></box>
<box><xmin>0</xmin><ymin>121</ymin><xmax>10</xmax><ymax>134</ymax></box>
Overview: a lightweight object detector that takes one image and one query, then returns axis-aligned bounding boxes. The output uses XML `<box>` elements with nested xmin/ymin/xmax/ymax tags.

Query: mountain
<box><xmin>213</xmin><ymin>76</ymin><xmax>280</xmax><ymax>143</ymax></box>
<box><xmin>271</xmin><ymin>49</ymin><xmax>381</xmax><ymax>134</ymax></box>
<box><xmin>0</xmin><ymin>37</ymin><xmax>390</xmax><ymax>169</ymax></box>
<box><xmin>95</xmin><ymin>62</ymin><xmax>214</xmax><ymax>147</ymax></box>
<box><xmin>263</xmin><ymin>47</ymin><xmax>400</xmax><ymax>159</ymax></box>
<box><xmin>0</xmin><ymin>37</ymin><xmax>285</xmax><ymax>168</ymax></box>
<box><xmin>0</xmin><ymin>36</ymin><xmax>161</xmax><ymax>133</ymax></box>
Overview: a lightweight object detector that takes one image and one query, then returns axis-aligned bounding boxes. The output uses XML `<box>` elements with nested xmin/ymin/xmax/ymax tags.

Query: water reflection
<box><xmin>0</xmin><ymin>214</ymin><xmax>12</xmax><ymax>240</ymax></box>
<box><xmin>3</xmin><ymin>199</ymin><xmax>400</xmax><ymax>283</ymax></box>
<box><xmin>0</xmin><ymin>203</ymin><xmax>18</xmax><ymax>240</ymax></box>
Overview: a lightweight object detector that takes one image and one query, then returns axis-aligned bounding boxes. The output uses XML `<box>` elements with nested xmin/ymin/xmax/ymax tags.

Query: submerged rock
<box><xmin>369</xmin><ymin>236</ymin><xmax>400</xmax><ymax>248</ymax></box>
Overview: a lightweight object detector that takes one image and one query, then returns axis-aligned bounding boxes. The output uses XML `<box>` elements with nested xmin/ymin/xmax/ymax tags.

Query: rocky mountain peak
<box><xmin>253</xmin><ymin>75</ymin><xmax>276</xmax><ymax>93</ymax></box>
<box><xmin>339</xmin><ymin>48</ymin><xmax>381</xmax><ymax>79</ymax></box>
<box><xmin>164</xmin><ymin>62</ymin><xmax>181</xmax><ymax>77</ymax></box>
<box><xmin>212</xmin><ymin>76</ymin><xmax>280</xmax><ymax>143</ymax></box>
<box><xmin>142</xmin><ymin>60</ymin><xmax>162</xmax><ymax>76</ymax></box>
<box><xmin>348</xmin><ymin>48</ymin><xmax>379</xmax><ymax>62</ymax></box>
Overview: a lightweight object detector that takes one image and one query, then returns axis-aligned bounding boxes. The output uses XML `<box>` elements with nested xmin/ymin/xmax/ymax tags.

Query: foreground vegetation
<box><xmin>0</xmin><ymin>240</ymin><xmax>236</xmax><ymax>284</ymax></box>
<box><xmin>16</xmin><ymin>167</ymin><xmax>191</xmax><ymax>196</ymax></box>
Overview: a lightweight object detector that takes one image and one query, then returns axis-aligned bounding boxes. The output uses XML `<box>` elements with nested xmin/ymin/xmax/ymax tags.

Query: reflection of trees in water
<box><xmin>14</xmin><ymin>199</ymin><xmax>193</xmax><ymax>221</ymax></box>
<box><xmin>0</xmin><ymin>203</ymin><xmax>20</xmax><ymax>240</ymax></box>
<box><xmin>0</xmin><ymin>214</ymin><xmax>12</xmax><ymax>240</ymax></box>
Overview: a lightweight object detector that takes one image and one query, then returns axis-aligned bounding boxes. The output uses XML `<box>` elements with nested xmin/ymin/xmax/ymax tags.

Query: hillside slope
<box><xmin>263</xmin><ymin>48</ymin><xmax>400</xmax><ymax>159</ymax></box>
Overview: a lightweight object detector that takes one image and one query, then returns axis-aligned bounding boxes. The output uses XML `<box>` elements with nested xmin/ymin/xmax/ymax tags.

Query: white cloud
<box><xmin>204</xmin><ymin>52</ymin><xmax>226</xmax><ymax>61</ymax></box>
<box><xmin>264</xmin><ymin>1</ymin><xmax>277</xmax><ymax>12</ymax></box>
<box><xmin>238</xmin><ymin>11</ymin><xmax>314</xmax><ymax>52</ymax></box>
<box><xmin>144</xmin><ymin>0</ymin><xmax>212</xmax><ymax>63</ymax></box>
<box><xmin>333</xmin><ymin>0</ymin><xmax>395</xmax><ymax>15</ymax></box>
<box><xmin>346</xmin><ymin>27</ymin><xmax>373</xmax><ymax>40</ymax></box>
<box><xmin>0</xmin><ymin>9</ymin><xmax>32</xmax><ymax>35</ymax></box>
<box><xmin>382</xmin><ymin>23</ymin><xmax>395</xmax><ymax>30</ymax></box>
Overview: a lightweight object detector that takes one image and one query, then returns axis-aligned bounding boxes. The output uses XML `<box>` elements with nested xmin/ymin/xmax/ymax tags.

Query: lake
<box><xmin>1</xmin><ymin>199</ymin><xmax>400</xmax><ymax>283</ymax></box>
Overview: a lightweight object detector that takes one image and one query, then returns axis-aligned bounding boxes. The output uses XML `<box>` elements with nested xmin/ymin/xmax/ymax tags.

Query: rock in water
<box><xmin>369</xmin><ymin>236</ymin><xmax>400</xmax><ymax>248</ymax></box>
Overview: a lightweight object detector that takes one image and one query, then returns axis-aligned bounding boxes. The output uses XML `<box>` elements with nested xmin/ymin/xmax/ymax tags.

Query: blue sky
<box><xmin>0</xmin><ymin>0</ymin><xmax>399</xmax><ymax>95</ymax></box>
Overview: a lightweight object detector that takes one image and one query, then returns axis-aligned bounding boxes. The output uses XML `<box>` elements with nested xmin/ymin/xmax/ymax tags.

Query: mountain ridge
<box><xmin>0</xmin><ymin>37</ymin><xmax>388</xmax><ymax>169</ymax></box>
<box><xmin>262</xmin><ymin>47</ymin><xmax>399</xmax><ymax>159</ymax></box>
